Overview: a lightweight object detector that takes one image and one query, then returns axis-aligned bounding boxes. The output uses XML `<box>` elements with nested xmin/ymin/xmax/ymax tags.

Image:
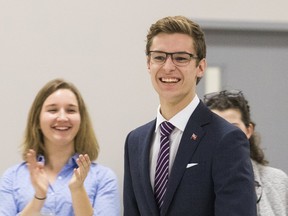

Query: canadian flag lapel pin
<box><xmin>191</xmin><ymin>133</ymin><xmax>197</xmax><ymax>141</ymax></box>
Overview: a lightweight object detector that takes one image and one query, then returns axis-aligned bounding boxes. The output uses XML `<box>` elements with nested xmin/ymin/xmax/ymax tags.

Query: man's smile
<box><xmin>160</xmin><ymin>77</ymin><xmax>180</xmax><ymax>83</ymax></box>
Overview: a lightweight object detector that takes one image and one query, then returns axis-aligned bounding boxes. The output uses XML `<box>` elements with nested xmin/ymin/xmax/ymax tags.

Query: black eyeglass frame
<box><xmin>147</xmin><ymin>51</ymin><xmax>199</xmax><ymax>66</ymax></box>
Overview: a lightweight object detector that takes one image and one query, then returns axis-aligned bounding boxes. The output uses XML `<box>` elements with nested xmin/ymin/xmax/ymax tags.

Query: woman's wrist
<box><xmin>34</xmin><ymin>194</ymin><xmax>47</xmax><ymax>200</ymax></box>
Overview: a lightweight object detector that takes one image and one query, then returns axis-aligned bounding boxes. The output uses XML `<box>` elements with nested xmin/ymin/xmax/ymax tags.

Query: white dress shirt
<box><xmin>149</xmin><ymin>95</ymin><xmax>200</xmax><ymax>188</ymax></box>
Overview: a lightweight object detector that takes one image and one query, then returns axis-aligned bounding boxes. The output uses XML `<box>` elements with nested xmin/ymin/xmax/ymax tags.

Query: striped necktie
<box><xmin>154</xmin><ymin>121</ymin><xmax>175</xmax><ymax>209</ymax></box>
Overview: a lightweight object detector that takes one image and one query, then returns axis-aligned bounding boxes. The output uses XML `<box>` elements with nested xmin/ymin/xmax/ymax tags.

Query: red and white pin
<box><xmin>191</xmin><ymin>133</ymin><xmax>197</xmax><ymax>140</ymax></box>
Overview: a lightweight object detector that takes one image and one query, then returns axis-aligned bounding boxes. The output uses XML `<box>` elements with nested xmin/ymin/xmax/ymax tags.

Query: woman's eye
<box><xmin>48</xmin><ymin>109</ymin><xmax>57</xmax><ymax>113</ymax></box>
<box><xmin>67</xmin><ymin>109</ymin><xmax>77</xmax><ymax>113</ymax></box>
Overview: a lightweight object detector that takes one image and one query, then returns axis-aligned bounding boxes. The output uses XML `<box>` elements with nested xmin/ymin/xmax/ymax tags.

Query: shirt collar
<box><xmin>36</xmin><ymin>153</ymin><xmax>79</xmax><ymax>167</ymax></box>
<box><xmin>155</xmin><ymin>95</ymin><xmax>200</xmax><ymax>132</ymax></box>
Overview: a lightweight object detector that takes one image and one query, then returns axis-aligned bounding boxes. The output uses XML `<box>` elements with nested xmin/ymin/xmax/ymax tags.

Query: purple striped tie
<box><xmin>154</xmin><ymin>121</ymin><xmax>175</xmax><ymax>209</ymax></box>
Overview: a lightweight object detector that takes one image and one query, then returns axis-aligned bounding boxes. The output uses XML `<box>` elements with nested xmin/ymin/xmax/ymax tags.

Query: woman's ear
<box><xmin>246</xmin><ymin>123</ymin><xmax>254</xmax><ymax>139</ymax></box>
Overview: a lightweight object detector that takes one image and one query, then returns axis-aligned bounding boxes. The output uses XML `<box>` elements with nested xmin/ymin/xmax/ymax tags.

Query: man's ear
<box><xmin>196</xmin><ymin>58</ymin><xmax>207</xmax><ymax>79</ymax></box>
<box><xmin>147</xmin><ymin>56</ymin><xmax>150</xmax><ymax>70</ymax></box>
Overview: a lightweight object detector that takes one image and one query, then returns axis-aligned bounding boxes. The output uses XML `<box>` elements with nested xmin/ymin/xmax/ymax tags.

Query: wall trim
<box><xmin>196</xmin><ymin>19</ymin><xmax>288</xmax><ymax>32</ymax></box>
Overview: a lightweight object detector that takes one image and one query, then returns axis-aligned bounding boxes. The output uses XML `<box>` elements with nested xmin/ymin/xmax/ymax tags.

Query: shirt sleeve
<box><xmin>0</xmin><ymin>166</ymin><xmax>18</xmax><ymax>216</ymax></box>
<box><xmin>92</xmin><ymin>166</ymin><xmax>120</xmax><ymax>216</ymax></box>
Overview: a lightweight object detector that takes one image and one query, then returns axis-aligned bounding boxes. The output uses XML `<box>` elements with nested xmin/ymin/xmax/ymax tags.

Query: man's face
<box><xmin>147</xmin><ymin>33</ymin><xmax>206</xmax><ymax>107</ymax></box>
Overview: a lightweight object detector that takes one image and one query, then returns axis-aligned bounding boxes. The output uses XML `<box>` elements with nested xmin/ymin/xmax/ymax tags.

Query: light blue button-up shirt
<box><xmin>0</xmin><ymin>154</ymin><xmax>120</xmax><ymax>216</ymax></box>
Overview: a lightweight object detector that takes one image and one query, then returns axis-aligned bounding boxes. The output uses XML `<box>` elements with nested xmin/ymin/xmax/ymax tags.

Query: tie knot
<box><xmin>160</xmin><ymin>121</ymin><xmax>175</xmax><ymax>137</ymax></box>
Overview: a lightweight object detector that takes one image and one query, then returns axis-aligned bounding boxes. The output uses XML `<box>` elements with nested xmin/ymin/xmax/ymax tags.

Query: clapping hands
<box><xmin>26</xmin><ymin>149</ymin><xmax>49</xmax><ymax>199</ymax></box>
<box><xmin>69</xmin><ymin>154</ymin><xmax>91</xmax><ymax>190</ymax></box>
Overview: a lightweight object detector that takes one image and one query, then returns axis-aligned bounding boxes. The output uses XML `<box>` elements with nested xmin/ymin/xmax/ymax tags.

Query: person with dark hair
<box><xmin>123</xmin><ymin>16</ymin><xmax>257</xmax><ymax>216</ymax></box>
<box><xmin>0</xmin><ymin>79</ymin><xmax>120</xmax><ymax>216</ymax></box>
<box><xmin>204</xmin><ymin>89</ymin><xmax>288</xmax><ymax>216</ymax></box>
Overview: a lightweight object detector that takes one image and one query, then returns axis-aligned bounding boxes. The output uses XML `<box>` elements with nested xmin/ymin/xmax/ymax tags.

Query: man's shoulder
<box><xmin>125</xmin><ymin>119</ymin><xmax>156</xmax><ymax>147</ymax></box>
<box><xmin>204</xmin><ymin>109</ymin><xmax>240</xmax><ymax>133</ymax></box>
<box><xmin>130</xmin><ymin>119</ymin><xmax>156</xmax><ymax>134</ymax></box>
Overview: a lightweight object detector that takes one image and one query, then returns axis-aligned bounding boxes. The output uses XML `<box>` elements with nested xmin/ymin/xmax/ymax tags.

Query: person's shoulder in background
<box><xmin>254</xmin><ymin>160</ymin><xmax>288</xmax><ymax>194</ymax></box>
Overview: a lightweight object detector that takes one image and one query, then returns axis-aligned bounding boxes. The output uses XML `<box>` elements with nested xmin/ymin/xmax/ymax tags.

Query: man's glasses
<box><xmin>147</xmin><ymin>51</ymin><xmax>198</xmax><ymax>67</ymax></box>
<box><xmin>203</xmin><ymin>90</ymin><xmax>244</xmax><ymax>104</ymax></box>
<box><xmin>255</xmin><ymin>180</ymin><xmax>262</xmax><ymax>204</ymax></box>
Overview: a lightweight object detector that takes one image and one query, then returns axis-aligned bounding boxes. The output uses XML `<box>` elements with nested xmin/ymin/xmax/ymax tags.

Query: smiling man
<box><xmin>123</xmin><ymin>16</ymin><xmax>257</xmax><ymax>216</ymax></box>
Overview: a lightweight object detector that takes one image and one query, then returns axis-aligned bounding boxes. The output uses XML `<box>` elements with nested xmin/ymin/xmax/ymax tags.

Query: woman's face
<box><xmin>39</xmin><ymin>89</ymin><xmax>81</xmax><ymax>148</ymax></box>
<box><xmin>212</xmin><ymin>108</ymin><xmax>253</xmax><ymax>139</ymax></box>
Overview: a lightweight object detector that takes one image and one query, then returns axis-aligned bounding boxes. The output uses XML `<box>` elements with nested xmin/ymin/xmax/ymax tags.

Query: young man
<box><xmin>124</xmin><ymin>16</ymin><xmax>257</xmax><ymax>216</ymax></box>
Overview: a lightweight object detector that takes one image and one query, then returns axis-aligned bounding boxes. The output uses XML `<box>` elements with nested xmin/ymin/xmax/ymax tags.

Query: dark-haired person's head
<box><xmin>204</xmin><ymin>90</ymin><xmax>268</xmax><ymax>165</ymax></box>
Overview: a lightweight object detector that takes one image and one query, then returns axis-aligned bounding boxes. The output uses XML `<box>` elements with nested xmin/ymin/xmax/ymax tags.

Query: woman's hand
<box><xmin>69</xmin><ymin>154</ymin><xmax>94</xmax><ymax>215</ymax></box>
<box><xmin>26</xmin><ymin>149</ymin><xmax>49</xmax><ymax>199</ymax></box>
<box><xmin>69</xmin><ymin>154</ymin><xmax>91</xmax><ymax>190</ymax></box>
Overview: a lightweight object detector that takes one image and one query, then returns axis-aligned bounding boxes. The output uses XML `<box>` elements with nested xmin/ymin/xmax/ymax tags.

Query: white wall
<box><xmin>1</xmin><ymin>0</ymin><xmax>288</xmax><ymax>207</ymax></box>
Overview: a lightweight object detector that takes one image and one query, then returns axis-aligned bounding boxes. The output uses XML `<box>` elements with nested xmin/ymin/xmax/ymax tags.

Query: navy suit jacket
<box><xmin>124</xmin><ymin>101</ymin><xmax>257</xmax><ymax>216</ymax></box>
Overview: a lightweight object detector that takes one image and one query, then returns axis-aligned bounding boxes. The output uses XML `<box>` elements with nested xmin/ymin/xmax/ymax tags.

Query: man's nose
<box><xmin>162</xmin><ymin>55</ymin><xmax>176</xmax><ymax>69</ymax></box>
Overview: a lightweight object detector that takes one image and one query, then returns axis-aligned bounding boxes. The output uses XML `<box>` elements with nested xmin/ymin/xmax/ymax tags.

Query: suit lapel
<box><xmin>138</xmin><ymin>120</ymin><xmax>160</xmax><ymax>215</ymax></box>
<box><xmin>161</xmin><ymin>102</ymin><xmax>211</xmax><ymax>215</ymax></box>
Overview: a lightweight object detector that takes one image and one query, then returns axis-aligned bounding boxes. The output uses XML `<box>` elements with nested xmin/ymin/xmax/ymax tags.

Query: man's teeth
<box><xmin>161</xmin><ymin>78</ymin><xmax>179</xmax><ymax>83</ymax></box>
